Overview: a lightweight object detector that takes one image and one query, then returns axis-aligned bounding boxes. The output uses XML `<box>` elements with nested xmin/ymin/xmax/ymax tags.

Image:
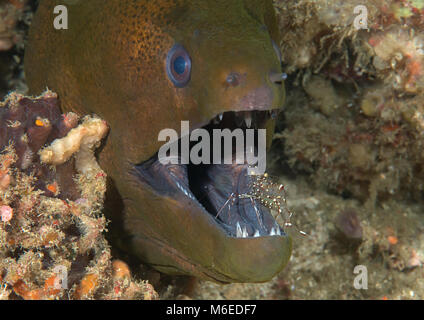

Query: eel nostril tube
<box><xmin>269</xmin><ymin>72</ymin><xmax>287</xmax><ymax>83</ymax></box>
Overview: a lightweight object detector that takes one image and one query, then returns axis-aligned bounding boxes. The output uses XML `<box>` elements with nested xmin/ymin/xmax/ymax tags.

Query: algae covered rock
<box><xmin>0</xmin><ymin>91</ymin><xmax>158</xmax><ymax>300</ymax></box>
<box><xmin>0</xmin><ymin>0</ymin><xmax>30</xmax><ymax>51</ymax></box>
<box><xmin>0</xmin><ymin>0</ymin><xmax>32</xmax><ymax>97</ymax></box>
<box><xmin>274</xmin><ymin>0</ymin><xmax>424</xmax><ymax>204</ymax></box>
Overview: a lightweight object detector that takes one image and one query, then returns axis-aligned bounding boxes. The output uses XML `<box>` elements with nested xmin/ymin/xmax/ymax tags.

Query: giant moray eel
<box><xmin>24</xmin><ymin>0</ymin><xmax>291</xmax><ymax>283</ymax></box>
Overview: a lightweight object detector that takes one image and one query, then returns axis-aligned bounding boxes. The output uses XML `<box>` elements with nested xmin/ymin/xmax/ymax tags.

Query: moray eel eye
<box><xmin>166</xmin><ymin>44</ymin><xmax>192</xmax><ymax>88</ymax></box>
<box><xmin>271</xmin><ymin>39</ymin><xmax>282</xmax><ymax>64</ymax></box>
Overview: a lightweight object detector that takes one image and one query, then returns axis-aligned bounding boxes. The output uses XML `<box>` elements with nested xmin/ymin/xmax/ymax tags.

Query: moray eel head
<box><xmin>25</xmin><ymin>0</ymin><xmax>290</xmax><ymax>283</ymax></box>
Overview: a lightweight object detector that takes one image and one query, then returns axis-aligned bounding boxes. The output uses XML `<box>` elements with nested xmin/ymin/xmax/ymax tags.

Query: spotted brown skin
<box><xmin>25</xmin><ymin>0</ymin><xmax>290</xmax><ymax>283</ymax></box>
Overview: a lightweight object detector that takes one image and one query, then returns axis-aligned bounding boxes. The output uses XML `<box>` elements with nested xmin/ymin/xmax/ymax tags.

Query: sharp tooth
<box><xmin>270</xmin><ymin>228</ymin><xmax>276</xmax><ymax>236</ymax></box>
<box><xmin>254</xmin><ymin>230</ymin><xmax>260</xmax><ymax>237</ymax></box>
<box><xmin>219</xmin><ymin>113</ymin><xmax>223</xmax><ymax>121</ymax></box>
<box><xmin>235</xmin><ymin>113</ymin><xmax>244</xmax><ymax>127</ymax></box>
<box><xmin>242</xmin><ymin>226</ymin><xmax>248</xmax><ymax>238</ymax></box>
<box><xmin>236</xmin><ymin>222</ymin><xmax>242</xmax><ymax>238</ymax></box>
<box><xmin>245</xmin><ymin>113</ymin><xmax>252</xmax><ymax>128</ymax></box>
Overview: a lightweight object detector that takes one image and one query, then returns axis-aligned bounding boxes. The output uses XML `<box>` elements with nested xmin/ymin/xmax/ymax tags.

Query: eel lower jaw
<box><xmin>134</xmin><ymin>109</ymin><xmax>286</xmax><ymax>239</ymax></box>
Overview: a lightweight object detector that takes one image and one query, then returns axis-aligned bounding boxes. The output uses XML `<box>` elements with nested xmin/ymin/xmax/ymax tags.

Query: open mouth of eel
<box><xmin>135</xmin><ymin>110</ymin><xmax>286</xmax><ymax>239</ymax></box>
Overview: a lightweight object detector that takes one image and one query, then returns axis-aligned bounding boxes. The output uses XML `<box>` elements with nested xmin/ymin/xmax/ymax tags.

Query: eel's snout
<box><xmin>225</xmin><ymin>71</ymin><xmax>286</xmax><ymax>87</ymax></box>
<box><xmin>236</xmin><ymin>85</ymin><xmax>274</xmax><ymax>111</ymax></box>
<box><xmin>199</xmin><ymin>57</ymin><xmax>285</xmax><ymax>118</ymax></box>
<box><xmin>269</xmin><ymin>72</ymin><xmax>287</xmax><ymax>84</ymax></box>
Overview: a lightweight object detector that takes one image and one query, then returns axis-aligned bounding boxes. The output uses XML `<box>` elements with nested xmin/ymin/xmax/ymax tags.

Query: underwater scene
<box><xmin>0</xmin><ymin>0</ymin><xmax>423</xmax><ymax>300</ymax></box>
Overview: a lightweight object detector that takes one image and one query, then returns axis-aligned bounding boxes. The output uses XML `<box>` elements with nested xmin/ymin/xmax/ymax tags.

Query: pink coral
<box><xmin>0</xmin><ymin>205</ymin><xmax>12</xmax><ymax>222</ymax></box>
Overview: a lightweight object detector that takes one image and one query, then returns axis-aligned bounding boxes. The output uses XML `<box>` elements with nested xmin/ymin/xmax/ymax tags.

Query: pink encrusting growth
<box><xmin>0</xmin><ymin>205</ymin><xmax>12</xmax><ymax>222</ymax></box>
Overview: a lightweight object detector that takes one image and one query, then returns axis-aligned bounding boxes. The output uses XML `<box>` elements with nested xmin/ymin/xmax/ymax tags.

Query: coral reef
<box><xmin>0</xmin><ymin>0</ymin><xmax>29</xmax><ymax>51</ymax></box>
<box><xmin>199</xmin><ymin>0</ymin><xmax>424</xmax><ymax>299</ymax></box>
<box><xmin>190</xmin><ymin>0</ymin><xmax>424</xmax><ymax>300</ymax></box>
<box><xmin>1</xmin><ymin>0</ymin><xmax>424</xmax><ymax>300</ymax></box>
<box><xmin>0</xmin><ymin>91</ymin><xmax>158</xmax><ymax>300</ymax></box>
<box><xmin>0</xmin><ymin>0</ymin><xmax>32</xmax><ymax>96</ymax></box>
<box><xmin>273</xmin><ymin>0</ymin><xmax>424</xmax><ymax>204</ymax></box>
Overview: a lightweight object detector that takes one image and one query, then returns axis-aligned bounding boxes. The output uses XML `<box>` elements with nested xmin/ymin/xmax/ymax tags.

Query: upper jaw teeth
<box><xmin>245</xmin><ymin>113</ymin><xmax>252</xmax><ymax>128</ymax></box>
<box><xmin>213</xmin><ymin>111</ymin><xmax>253</xmax><ymax>128</ymax></box>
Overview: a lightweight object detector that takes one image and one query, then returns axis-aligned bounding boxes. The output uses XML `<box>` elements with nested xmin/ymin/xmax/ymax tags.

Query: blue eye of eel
<box><xmin>174</xmin><ymin>56</ymin><xmax>187</xmax><ymax>75</ymax></box>
<box><xmin>166</xmin><ymin>44</ymin><xmax>192</xmax><ymax>88</ymax></box>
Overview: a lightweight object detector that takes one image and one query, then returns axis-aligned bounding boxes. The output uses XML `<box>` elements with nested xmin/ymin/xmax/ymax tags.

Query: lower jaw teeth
<box><xmin>171</xmin><ymin>167</ymin><xmax>283</xmax><ymax>239</ymax></box>
<box><xmin>236</xmin><ymin>222</ymin><xmax>243</xmax><ymax>237</ymax></box>
<box><xmin>235</xmin><ymin>222</ymin><xmax>281</xmax><ymax>238</ymax></box>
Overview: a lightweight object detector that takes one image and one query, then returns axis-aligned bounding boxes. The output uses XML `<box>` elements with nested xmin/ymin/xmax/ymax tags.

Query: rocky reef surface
<box><xmin>0</xmin><ymin>91</ymin><xmax>158</xmax><ymax>300</ymax></box>
<box><xmin>1</xmin><ymin>0</ymin><xmax>424</xmax><ymax>300</ymax></box>
<box><xmin>275</xmin><ymin>0</ymin><xmax>424</xmax><ymax>205</ymax></box>
<box><xmin>193</xmin><ymin>0</ymin><xmax>424</xmax><ymax>300</ymax></box>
